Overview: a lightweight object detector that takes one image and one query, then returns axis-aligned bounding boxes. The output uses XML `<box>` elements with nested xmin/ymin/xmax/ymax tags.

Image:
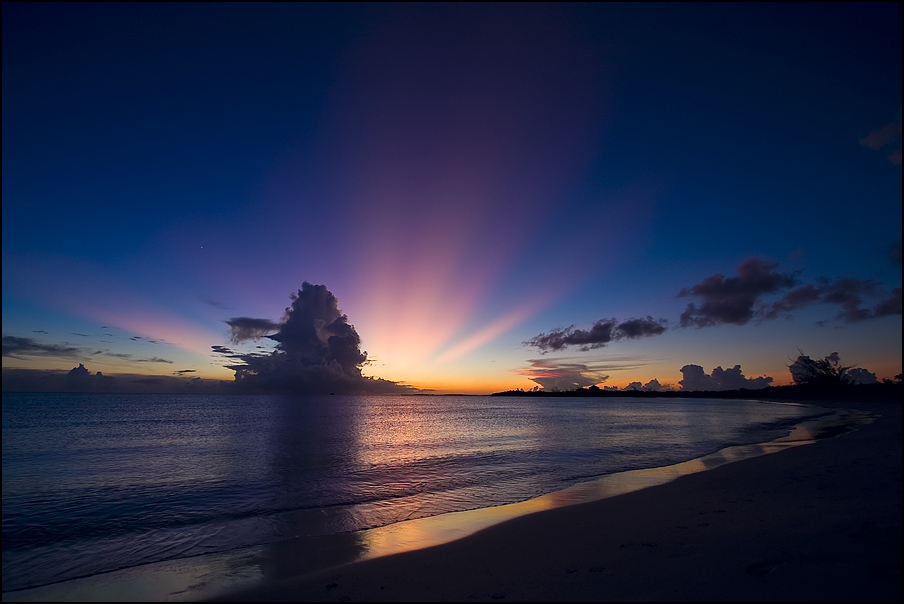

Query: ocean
<box><xmin>2</xmin><ymin>392</ymin><xmax>828</xmax><ymax>600</ymax></box>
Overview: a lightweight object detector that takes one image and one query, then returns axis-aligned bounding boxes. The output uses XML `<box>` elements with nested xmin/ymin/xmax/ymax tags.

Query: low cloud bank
<box><xmin>517</xmin><ymin>358</ymin><xmax>611</xmax><ymax>391</ymax></box>
<box><xmin>679</xmin><ymin>364</ymin><xmax>773</xmax><ymax>391</ymax></box>
<box><xmin>216</xmin><ymin>283</ymin><xmax>414</xmax><ymax>394</ymax></box>
<box><xmin>622</xmin><ymin>378</ymin><xmax>672</xmax><ymax>392</ymax></box>
<box><xmin>516</xmin><ymin>356</ymin><xmax>654</xmax><ymax>391</ymax></box>
<box><xmin>1</xmin><ymin>366</ymin><xmax>230</xmax><ymax>393</ymax></box>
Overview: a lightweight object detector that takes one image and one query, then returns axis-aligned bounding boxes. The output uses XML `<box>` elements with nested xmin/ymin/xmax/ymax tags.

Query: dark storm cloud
<box><xmin>679</xmin><ymin>258</ymin><xmax>796</xmax><ymax>327</ymax></box>
<box><xmin>525</xmin><ymin>316</ymin><xmax>668</xmax><ymax>353</ymax></box>
<box><xmin>2</xmin><ymin>336</ymin><xmax>88</xmax><ymax>360</ymax></box>
<box><xmin>678</xmin><ymin>364</ymin><xmax>773</xmax><ymax>391</ymax></box>
<box><xmin>173</xmin><ymin>369</ymin><xmax>197</xmax><ymax>375</ymax></box>
<box><xmin>219</xmin><ymin>283</ymin><xmax>414</xmax><ymax>394</ymax></box>
<box><xmin>225</xmin><ymin>317</ymin><xmax>281</xmax><ymax>344</ymax></box>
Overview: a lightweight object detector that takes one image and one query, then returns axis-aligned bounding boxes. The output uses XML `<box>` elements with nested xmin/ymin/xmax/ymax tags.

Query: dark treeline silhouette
<box><xmin>491</xmin><ymin>381</ymin><xmax>902</xmax><ymax>401</ymax></box>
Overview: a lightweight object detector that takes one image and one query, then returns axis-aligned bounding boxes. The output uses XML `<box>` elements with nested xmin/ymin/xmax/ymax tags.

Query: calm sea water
<box><xmin>2</xmin><ymin>392</ymin><xmax>822</xmax><ymax>594</ymax></box>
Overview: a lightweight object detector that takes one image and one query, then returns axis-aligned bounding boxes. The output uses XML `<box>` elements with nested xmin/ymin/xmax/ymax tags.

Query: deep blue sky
<box><xmin>3</xmin><ymin>3</ymin><xmax>901</xmax><ymax>393</ymax></box>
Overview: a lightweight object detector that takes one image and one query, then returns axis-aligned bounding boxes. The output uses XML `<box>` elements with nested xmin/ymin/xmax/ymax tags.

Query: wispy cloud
<box><xmin>516</xmin><ymin>355</ymin><xmax>652</xmax><ymax>391</ymax></box>
<box><xmin>1</xmin><ymin>335</ymin><xmax>175</xmax><ymax>364</ymax></box>
<box><xmin>200</xmin><ymin>297</ymin><xmax>229</xmax><ymax>310</ymax></box>
<box><xmin>2</xmin><ymin>336</ymin><xmax>88</xmax><ymax>360</ymax></box>
<box><xmin>525</xmin><ymin>316</ymin><xmax>667</xmax><ymax>353</ymax></box>
<box><xmin>101</xmin><ymin>352</ymin><xmax>174</xmax><ymax>363</ymax></box>
<box><xmin>225</xmin><ymin>317</ymin><xmax>282</xmax><ymax>344</ymax></box>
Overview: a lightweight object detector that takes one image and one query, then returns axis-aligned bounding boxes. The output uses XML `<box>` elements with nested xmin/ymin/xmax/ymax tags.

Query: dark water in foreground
<box><xmin>2</xmin><ymin>393</ymin><xmax>825</xmax><ymax>597</ymax></box>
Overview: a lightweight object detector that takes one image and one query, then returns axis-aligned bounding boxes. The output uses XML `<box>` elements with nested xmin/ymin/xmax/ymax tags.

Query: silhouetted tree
<box><xmin>789</xmin><ymin>351</ymin><xmax>852</xmax><ymax>388</ymax></box>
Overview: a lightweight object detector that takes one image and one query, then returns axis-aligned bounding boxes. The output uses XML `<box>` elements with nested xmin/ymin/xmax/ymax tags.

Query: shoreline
<box><xmin>219</xmin><ymin>397</ymin><xmax>901</xmax><ymax>602</ymax></box>
<box><xmin>4</xmin><ymin>399</ymin><xmax>898</xmax><ymax>602</ymax></box>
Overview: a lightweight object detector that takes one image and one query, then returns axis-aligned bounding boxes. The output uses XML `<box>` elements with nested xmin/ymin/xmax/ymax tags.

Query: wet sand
<box><xmin>220</xmin><ymin>398</ymin><xmax>901</xmax><ymax>602</ymax></box>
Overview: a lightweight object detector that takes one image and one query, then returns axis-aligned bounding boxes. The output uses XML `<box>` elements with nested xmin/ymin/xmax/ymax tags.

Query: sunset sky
<box><xmin>3</xmin><ymin>3</ymin><xmax>901</xmax><ymax>394</ymax></box>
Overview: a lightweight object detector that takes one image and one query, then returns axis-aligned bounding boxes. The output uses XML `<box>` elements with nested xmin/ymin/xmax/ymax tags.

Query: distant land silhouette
<box><xmin>491</xmin><ymin>381</ymin><xmax>903</xmax><ymax>402</ymax></box>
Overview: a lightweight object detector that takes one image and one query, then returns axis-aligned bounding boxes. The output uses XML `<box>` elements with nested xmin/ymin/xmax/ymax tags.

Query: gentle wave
<box><xmin>2</xmin><ymin>392</ymin><xmax>822</xmax><ymax>593</ymax></box>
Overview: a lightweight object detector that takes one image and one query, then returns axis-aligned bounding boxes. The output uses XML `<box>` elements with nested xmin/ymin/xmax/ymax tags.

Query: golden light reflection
<box><xmin>355</xmin><ymin>409</ymin><xmax>871</xmax><ymax>562</ymax></box>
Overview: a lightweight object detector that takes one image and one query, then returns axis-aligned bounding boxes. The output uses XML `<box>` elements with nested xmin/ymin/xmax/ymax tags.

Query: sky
<box><xmin>3</xmin><ymin>3</ymin><xmax>901</xmax><ymax>394</ymax></box>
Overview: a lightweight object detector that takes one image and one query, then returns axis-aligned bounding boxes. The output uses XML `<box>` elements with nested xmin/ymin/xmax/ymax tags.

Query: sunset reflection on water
<box><xmin>355</xmin><ymin>408</ymin><xmax>869</xmax><ymax>562</ymax></box>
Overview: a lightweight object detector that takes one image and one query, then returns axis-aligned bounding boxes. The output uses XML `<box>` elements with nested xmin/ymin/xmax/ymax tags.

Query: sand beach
<box><xmin>220</xmin><ymin>398</ymin><xmax>901</xmax><ymax>602</ymax></box>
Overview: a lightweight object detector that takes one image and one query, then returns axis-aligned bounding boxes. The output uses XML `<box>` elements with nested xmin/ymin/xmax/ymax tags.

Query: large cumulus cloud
<box><xmin>217</xmin><ymin>283</ymin><xmax>413</xmax><ymax>394</ymax></box>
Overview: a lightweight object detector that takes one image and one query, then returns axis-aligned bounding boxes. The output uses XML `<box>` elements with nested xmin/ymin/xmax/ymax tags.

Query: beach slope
<box><xmin>221</xmin><ymin>399</ymin><xmax>901</xmax><ymax>602</ymax></box>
